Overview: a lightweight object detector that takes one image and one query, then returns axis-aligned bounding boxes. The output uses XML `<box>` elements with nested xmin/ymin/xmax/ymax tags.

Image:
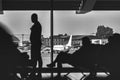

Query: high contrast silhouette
<box><xmin>98</xmin><ymin>33</ymin><xmax>120</xmax><ymax>80</ymax></box>
<box><xmin>0</xmin><ymin>22</ymin><xmax>29</xmax><ymax>80</ymax></box>
<box><xmin>47</xmin><ymin>37</ymin><xmax>97</xmax><ymax>72</ymax></box>
<box><xmin>29</xmin><ymin>13</ymin><xmax>43</xmax><ymax>79</ymax></box>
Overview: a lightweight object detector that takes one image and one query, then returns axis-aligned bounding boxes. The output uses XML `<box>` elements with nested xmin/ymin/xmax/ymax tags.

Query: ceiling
<box><xmin>2</xmin><ymin>0</ymin><xmax>120</xmax><ymax>10</ymax></box>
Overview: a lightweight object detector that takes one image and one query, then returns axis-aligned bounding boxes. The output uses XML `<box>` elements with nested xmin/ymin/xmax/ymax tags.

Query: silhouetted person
<box><xmin>47</xmin><ymin>37</ymin><xmax>97</xmax><ymax>72</ymax></box>
<box><xmin>0</xmin><ymin>23</ymin><xmax>12</xmax><ymax>80</ymax></box>
<box><xmin>98</xmin><ymin>33</ymin><xmax>120</xmax><ymax>80</ymax></box>
<box><xmin>0</xmin><ymin>22</ymin><xmax>29</xmax><ymax>80</ymax></box>
<box><xmin>0</xmin><ymin>22</ymin><xmax>21</xmax><ymax>80</ymax></box>
<box><xmin>29</xmin><ymin>13</ymin><xmax>42</xmax><ymax>79</ymax></box>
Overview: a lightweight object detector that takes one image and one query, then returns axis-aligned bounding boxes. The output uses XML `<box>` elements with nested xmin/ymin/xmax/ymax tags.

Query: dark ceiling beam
<box><xmin>2</xmin><ymin>1</ymin><xmax>51</xmax><ymax>10</ymax></box>
<box><xmin>94</xmin><ymin>1</ymin><xmax>120</xmax><ymax>10</ymax></box>
<box><xmin>2</xmin><ymin>0</ymin><xmax>120</xmax><ymax>10</ymax></box>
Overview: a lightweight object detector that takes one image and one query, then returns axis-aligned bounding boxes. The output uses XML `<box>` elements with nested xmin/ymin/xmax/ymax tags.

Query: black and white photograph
<box><xmin>0</xmin><ymin>0</ymin><xmax>120</xmax><ymax>80</ymax></box>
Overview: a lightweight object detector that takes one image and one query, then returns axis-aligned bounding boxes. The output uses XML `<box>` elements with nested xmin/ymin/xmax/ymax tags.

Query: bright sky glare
<box><xmin>0</xmin><ymin>11</ymin><xmax>120</xmax><ymax>37</ymax></box>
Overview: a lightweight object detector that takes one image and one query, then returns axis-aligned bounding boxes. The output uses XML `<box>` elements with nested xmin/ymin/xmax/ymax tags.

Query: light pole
<box><xmin>21</xmin><ymin>34</ymin><xmax>24</xmax><ymax>46</ymax></box>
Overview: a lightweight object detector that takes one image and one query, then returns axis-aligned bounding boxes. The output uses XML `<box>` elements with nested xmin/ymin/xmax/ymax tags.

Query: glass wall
<box><xmin>0</xmin><ymin>10</ymin><xmax>120</xmax><ymax>79</ymax></box>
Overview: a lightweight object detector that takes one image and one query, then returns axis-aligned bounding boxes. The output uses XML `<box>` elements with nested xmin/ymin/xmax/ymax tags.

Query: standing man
<box><xmin>30</xmin><ymin>13</ymin><xmax>42</xmax><ymax>79</ymax></box>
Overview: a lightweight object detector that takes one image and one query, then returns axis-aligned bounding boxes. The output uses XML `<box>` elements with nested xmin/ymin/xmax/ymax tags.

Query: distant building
<box><xmin>91</xmin><ymin>39</ymin><xmax>108</xmax><ymax>45</ymax></box>
<box><xmin>42</xmin><ymin>34</ymin><xmax>108</xmax><ymax>48</ymax></box>
<box><xmin>42</xmin><ymin>38</ymin><xmax>50</xmax><ymax>47</ymax></box>
<box><xmin>42</xmin><ymin>34</ymin><xmax>69</xmax><ymax>47</ymax></box>
<box><xmin>72</xmin><ymin>35</ymin><xmax>85</xmax><ymax>47</ymax></box>
<box><xmin>88</xmin><ymin>35</ymin><xmax>108</xmax><ymax>45</ymax></box>
<box><xmin>43</xmin><ymin>34</ymin><xmax>85</xmax><ymax>47</ymax></box>
<box><xmin>15</xmin><ymin>34</ymin><xmax>29</xmax><ymax>46</ymax></box>
<box><xmin>14</xmin><ymin>34</ymin><xmax>44</xmax><ymax>46</ymax></box>
<box><xmin>12</xmin><ymin>35</ymin><xmax>20</xmax><ymax>46</ymax></box>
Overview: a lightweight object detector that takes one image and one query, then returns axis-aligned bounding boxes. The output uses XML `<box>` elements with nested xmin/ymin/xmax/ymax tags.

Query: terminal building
<box><xmin>43</xmin><ymin>34</ymin><xmax>108</xmax><ymax>48</ymax></box>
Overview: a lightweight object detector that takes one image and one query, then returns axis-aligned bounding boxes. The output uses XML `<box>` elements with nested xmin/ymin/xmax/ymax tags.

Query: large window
<box><xmin>0</xmin><ymin>10</ymin><xmax>120</xmax><ymax>79</ymax></box>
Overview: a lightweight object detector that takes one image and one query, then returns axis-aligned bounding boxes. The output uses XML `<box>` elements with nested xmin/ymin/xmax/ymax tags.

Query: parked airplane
<box><xmin>41</xmin><ymin>47</ymin><xmax>51</xmax><ymax>54</ymax></box>
<box><xmin>53</xmin><ymin>35</ymin><xmax>72</xmax><ymax>51</ymax></box>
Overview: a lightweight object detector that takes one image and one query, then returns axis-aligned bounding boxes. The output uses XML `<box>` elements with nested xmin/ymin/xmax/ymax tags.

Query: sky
<box><xmin>0</xmin><ymin>11</ymin><xmax>120</xmax><ymax>37</ymax></box>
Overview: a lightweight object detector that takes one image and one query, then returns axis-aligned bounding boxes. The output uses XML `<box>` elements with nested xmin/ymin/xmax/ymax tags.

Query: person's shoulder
<box><xmin>91</xmin><ymin>44</ymin><xmax>100</xmax><ymax>46</ymax></box>
<box><xmin>36</xmin><ymin>22</ymin><xmax>42</xmax><ymax>28</ymax></box>
<box><xmin>89</xmin><ymin>44</ymin><xmax>95</xmax><ymax>47</ymax></box>
<box><xmin>91</xmin><ymin>44</ymin><xmax>102</xmax><ymax>49</ymax></box>
<box><xmin>37</xmin><ymin>21</ymin><xmax>41</xmax><ymax>25</ymax></box>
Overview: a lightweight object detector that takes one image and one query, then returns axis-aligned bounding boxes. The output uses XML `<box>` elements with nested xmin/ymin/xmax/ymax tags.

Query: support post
<box><xmin>50</xmin><ymin>0</ymin><xmax>54</xmax><ymax>79</ymax></box>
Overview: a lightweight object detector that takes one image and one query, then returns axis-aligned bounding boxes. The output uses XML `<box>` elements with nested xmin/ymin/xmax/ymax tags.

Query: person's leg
<box><xmin>37</xmin><ymin>55</ymin><xmax>43</xmax><ymax>79</ymax></box>
<box><xmin>38</xmin><ymin>46</ymin><xmax>43</xmax><ymax>68</ymax></box>
<box><xmin>47</xmin><ymin>55</ymin><xmax>60</xmax><ymax>67</ymax></box>
<box><xmin>37</xmin><ymin>60</ymin><xmax>42</xmax><ymax>79</ymax></box>
<box><xmin>38</xmin><ymin>55</ymin><xmax>43</xmax><ymax>68</ymax></box>
<box><xmin>29</xmin><ymin>45</ymin><xmax>38</xmax><ymax>79</ymax></box>
<box><xmin>47</xmin><ymin>51</ymin><xmax>69</xmax><ymax>68</ymax></box>
<box><xmin>31</xmin><ymin>45</ymin><xmax>37</xmax><ymax>67</ymax></box>
<box><xmin>37</xmin><ymin>50</ymin><xmax>42</xmax><ymax>79</ymax></box>
<box><xmin>31</xmin><ymin>55</ymin><xmax>37</xmax><ymax>68</ymax></box>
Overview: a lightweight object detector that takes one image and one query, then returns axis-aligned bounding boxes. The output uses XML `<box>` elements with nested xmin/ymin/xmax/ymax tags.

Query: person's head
<box><xmin>108</xmin><ymin>36</ymin><xmax>113</xmax><ymax>44</ymax></box>
<box><xmin>113</xmin><ymin>33</ymin><xmax>120</xmax><ymax>39</ymax></box>
<box><xmin>108</xmin><ymin>33</ymin><xmax>120</xmax><ymax>45</ymax></box>
<box><xmin>112</xmin><ymin>33</ymin><xmax>120</xmax><ymax>44</ymax></box>
<box><xmin>82</xmin><ymin>36</ymin><xmax>91</xmax><ymax>46</ymax></box>
<box><xmin>31</xmin><ymin>13</ymin><xmax>38</xmax><ymax>23</ymax></box>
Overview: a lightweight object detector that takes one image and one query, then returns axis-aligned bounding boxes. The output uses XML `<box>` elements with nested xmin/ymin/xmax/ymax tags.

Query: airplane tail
<box><xmin>66</xmin><ymin>35</ymin><xmax>72</xmax><ymax>47</ymax></box>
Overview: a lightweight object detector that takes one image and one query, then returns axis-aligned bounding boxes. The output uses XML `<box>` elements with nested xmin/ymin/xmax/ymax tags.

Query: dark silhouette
<box><xmin>0</xmin><ymin>23</ymin><xmax>29</xmax><ymax>80</ymax></box>
<box><xmin>98</xmin><ymin>33</ymin><xmax>120</xmax><ymax>80</ymax></box>
<box><xmin>0</xmin><ymin>23</ymin><xmax>15</xmax><ymax>80</ymax></box>
<box><xmin>47</xmin><ymin>37</ymin><xmax>98</xmax><ymax>72</ymax></box>
<box><xmin>19</xmin><ymin>52</ymin><xmax>30</xmax><ymax>79</ymax></box>
<box><xmin>29</xmin><ymin>13</ymin><xmax>42</xmax><ymax>79</ymax></box>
